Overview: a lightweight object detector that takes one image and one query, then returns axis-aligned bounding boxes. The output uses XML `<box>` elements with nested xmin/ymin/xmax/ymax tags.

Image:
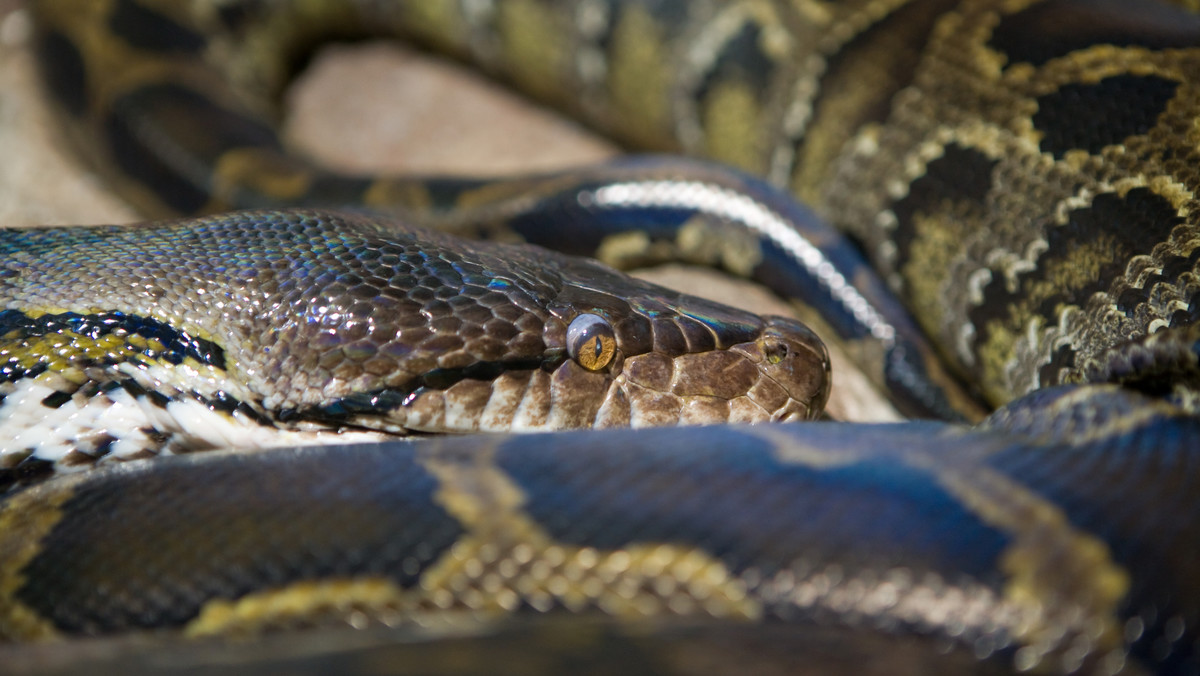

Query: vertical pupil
<box><xmin>593</xmin><ymin>336</ymin><xmax>603</xmax><ymax>359</ymax></box>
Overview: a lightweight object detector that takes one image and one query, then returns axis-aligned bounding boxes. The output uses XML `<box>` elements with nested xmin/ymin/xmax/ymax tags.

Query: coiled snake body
<box><xmin>2</xmin><ymin>1</ymin><xmax>1200</xmax><ymax>674</ymax></box>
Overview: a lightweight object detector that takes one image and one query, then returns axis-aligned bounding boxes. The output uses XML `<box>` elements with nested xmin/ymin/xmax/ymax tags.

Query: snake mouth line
<box><xmin>279</xmin><ymin>356</ymin><xmax>562</xmax><ymax>425</ymax></box>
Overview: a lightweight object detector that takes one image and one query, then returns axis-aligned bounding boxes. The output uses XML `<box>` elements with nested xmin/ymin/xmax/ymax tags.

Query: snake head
<box><xmin>0</xmin><ymin>209</ymin><xmax>831</xmax><ymax>481</ymax></box>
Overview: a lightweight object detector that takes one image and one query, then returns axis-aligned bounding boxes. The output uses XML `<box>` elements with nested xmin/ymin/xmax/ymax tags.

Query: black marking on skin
<box><xmin>0</xmin><ymin>309</ymin><xmax>226</xmax><ymax>370</ymax></box>
<box><xmin>40</xmin><ymin>390</ymin><xmax>73</xmax><ymax>409</ymax></box>
<box><xmin>586</xmin><ymin>0</ymin><xmax>619</xmax><ymax>54</ymax></box>
<box><xmin>418</xmin><ymin>178</ymin><xmax>493</xmax><ymax>212</ymax></box>
<box><xmin>92</xmin><ymin>434</ymin><xmax>117</xmax><ymax>457</ymax></box>
<box><xmin>105</xmin><ymin>84</ymin><xmax>281</xmax><ymax>214</ymax></box>
<box><xmin>208</xmin><ymin>390</ymin><xmax>276</xmax><ymax>427</ymax></box>
<box><xmin>118</xmin><ymin>379</ymin><xmax>172</xmax><ymax>409</ymax></box>
<box><xmin>291</xmin><ymin>173</ymin><xmax>377</xmax><ymax>211</ymax></box>
<box><xmin>497</xmin><ymin>426</ymin><xmax>1010</xmax><ymax>583</ymax></box>
<box><xmin>1034</xmin><ymin>75</ymin><xmax>1179</xmax><ymax>158</ymax></box>
<box><xmin>695</xmin><ymin>22</ymin><xmax>776</xmax><ymax>109</ymax></box>
<box><xmin>0</xmin><ymin>456</ymin><xmax>55</xmax><ymax>493</ymax></box>
<box><xmin>35</xmin><ymin>30</ymin><xmax>88</xmax><ymax>117</ymax></box>
<box><xmin>1038</xmin><ymin>344</ymin><xmax>1078</xmax><ymax>393</ymax></box>
<box><xmin>890</xmin><ymin>144</ymin><xmax>997</xmax><ymax>277</ymax></box>
<box><xmin>16</xmin><ymin>447</ymin><xmax>462</xmax><ymax>633</ymax></box>
<box><xmin>139</xmin><ymin>426</ymin><xmax>170</xmax><ymax>447</ymax></box>
<box><xmin>215</xmin><ymin>1</ymin><xmax>267</xmax><ymax>33</ymax></box>
<box><xmin>0</xmin><ymin>311</ymin><xmax>279</xmax><ymax>459</ymax></box>
<box><xmin>968</xmin><ymin>188</ymin><xmax>1185</xmax><ymax>385</ymax></box>
<box><xmin>1116</xmin><ymin>248</ymin><xmax>1200</xmax><ymax>325</ymax></box>
<box><xmin>108</xmin><ymin>0</ymin><xmax>207</xmax><ymax>54</ymax></box>
<box><xmin>0</xmin><ymin>360</ymin><xmax>47</xmax><ymax>388</ymax></box>
<box><xmin>989</xmin><ymin>0</ymin><xmax>1200</xmax><ymax>68</ymax></box>
<box><xmin>109</xmin><ymin>376</ymin><xmax>276</xmax><ymax>428</ymax></box>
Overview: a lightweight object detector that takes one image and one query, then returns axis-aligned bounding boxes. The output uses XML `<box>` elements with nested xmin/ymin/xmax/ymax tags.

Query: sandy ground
<box><xmin>0</xmin><ymin>4</ymin><xmax>895</xmax><ymax>420</ymax></box>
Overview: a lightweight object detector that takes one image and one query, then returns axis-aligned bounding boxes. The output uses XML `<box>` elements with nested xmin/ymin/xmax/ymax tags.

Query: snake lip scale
<box><xmin>2</xmin><ymin>0</ymin><xmax>1200</xmax><ymax>674</ymax></box>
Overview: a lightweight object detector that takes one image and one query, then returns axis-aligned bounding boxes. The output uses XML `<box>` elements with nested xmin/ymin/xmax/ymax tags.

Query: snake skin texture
<box><xmin>2</xmin><ymin>0</ymin><xmax>1200</xmax><ymax>674</ymax></box>
<box><xmin>2</xmin><ymin>387</ymin><xmax>1198</xmax><ymax>675</ymax></box>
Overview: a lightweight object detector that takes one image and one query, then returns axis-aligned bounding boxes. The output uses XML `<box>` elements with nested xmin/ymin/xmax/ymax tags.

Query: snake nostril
<box><xmin>764</xmin><ymin>338</ymin><xmax>789</xmax><ymax>365</ymax></box>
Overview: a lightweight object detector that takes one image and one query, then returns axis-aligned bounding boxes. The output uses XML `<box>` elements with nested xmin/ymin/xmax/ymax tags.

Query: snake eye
<box><xmin>567</xmin><ymin>313</ymin><xmax>617</xmax><ymax>371</ymax></box>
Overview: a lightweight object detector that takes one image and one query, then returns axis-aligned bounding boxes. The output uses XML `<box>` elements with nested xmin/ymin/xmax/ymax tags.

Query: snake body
<box><xmin>4</xmin><ymin>392</ymin><xmax>1197</xmax><ymax>675</ymax></box>
<box><xmin>2</xmin><ymin>0</ymin><xmax>1200</xmax><ymax>673</ymax></box>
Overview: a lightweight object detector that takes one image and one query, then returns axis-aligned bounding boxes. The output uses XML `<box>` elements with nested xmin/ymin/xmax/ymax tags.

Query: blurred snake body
<box><xmin>2</xmin><ymin>1</ymin><xmax>1200</xmax><ymax>674</ymax></box>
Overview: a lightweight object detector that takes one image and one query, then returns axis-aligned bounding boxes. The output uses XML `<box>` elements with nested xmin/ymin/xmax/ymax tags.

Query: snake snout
<box><xmin>746</xmin><ymin>315</ymin><xmax>831</xmax><ymax>421</ymax></box>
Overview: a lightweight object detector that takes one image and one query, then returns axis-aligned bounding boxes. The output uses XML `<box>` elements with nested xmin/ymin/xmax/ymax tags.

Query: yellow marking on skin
<box><xmin>1019</xmin><ymin>235</ymin><xmax>1119</xmax><ymax>312</ymax></box>
<box><xmin>6</xmin><ymin>301</ymin><xmax>228</xmax><ymax>350</ymax></box>
<box><xmin>593</xmin><ymin>217</ymin><xmax>763</xmax><ymax>277</ymax></box>
<box><xmin>212</xmin><ymin>149</ymin><xmax>314</xmax><ymax>204</ymax></box>
<box><xmin>394</xmin><ymin>3</ymin><xmax>470</xmax><ymax>54</ymax></box>
<box><xmin>977</xmin><ymin>320</ymin><xmax>1024</xmax><ymax>405</ymax></box>
<box><xmin>906</xmin><ymin>442</ymin><xmax>1131</xmax><ymax>668</ymax></box>
<box><xmin>703</xmin><ymin>80</ymin><xmax>766</xmax><ymax>173</ymax></box>
<box><xmin>790</xmin><ymin>4</ymin><xmax>938</xmax><ymax>205</ymax></box>
<box><xmin>5</xmin><ymin>330</ymin><xmax>203</xmax><ymax>381</ymax></box>
<box><xmin>4</xmin><ymin>307</ymin><xmax>80</xmax><ymax>321</ymax></box>
<box><xmin>170</xmin><ymin>443</ymin><xmax>771</xmax><ymax>638</ymax></box>
<box><xmin>363</xmin><ymin>179</ymin><xmax>435</xmax><ymax>212</ymax></box>
<box><xmin>5</xmin><ymin>331</ymin><xmax>122</xmax><ymax>380</ymax></box>
<box><xmin>900</xmin><ymin>210</ymin><xmax>968</xmax><ymax>336</ymax></box>
<box><xmin>1004</xmin><ymin>384</ymin><xmax>1193</xmax><ymax>445</ymax></box>
<box><xmin>606</xmin><ymin>5</ymin><xmax>673</xmax><ymax>149</ymax></box>
<box><xmin>749</xmin><ymin>425</ymin><xmax>867</xmax><ymax>469</ymax></box>
<box><xmin>417</xmin><ymin>445</ymin><xmax>760</xmax><ymax>621</ymax></box>
<box><xmin>439</xmin><ymin>175</ymin><xmax>564</xmax><ymax>212</ymax></box>
<box><xmin>0</xmin><ymin>481</ymin><xmax>77</xmax><ymax>640</ymax></box>
<box><xmin>33</xmin><ymin>0</ymin><xmax>215</xmax><ymax>113</ymax></box>
<box><xmin>498</xmin><ymin>0</ymin><xmax>570</xmax><ymax>102</ymax></box>
<box><xmin>185</xmin><ymin>577</ymin><xmax>412</xmax><ymax>637</ymax></box>
<box><xmin>595</xmin><ymin>230</ymin><xmax>667</xmax><ymax>269</ymax></box>
<box><xmin>675</xmin><ymin>218</ymin><xmax>763</xmax><ymax>278</ymax></box>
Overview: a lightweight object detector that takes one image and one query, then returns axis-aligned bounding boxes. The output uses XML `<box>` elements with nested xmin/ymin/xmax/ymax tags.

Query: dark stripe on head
<box><xmin>15</xmin><ymin>445</ymin><xmax>460</xmax><ymax>633</ymax></box>
<box><xmin>290</xmin><ymin>357</ymin><xmax>555</xmax><ymax>424</ymax></box>
<box><xmin>1034</xmin><ymin>75</ymin><xmax>1179</xmax><ymax>158</ymax></box>
<box><xmin>989</xmin><ymin>0</ymin><xmax>1200</xmax><ymax>68</ymax></box>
